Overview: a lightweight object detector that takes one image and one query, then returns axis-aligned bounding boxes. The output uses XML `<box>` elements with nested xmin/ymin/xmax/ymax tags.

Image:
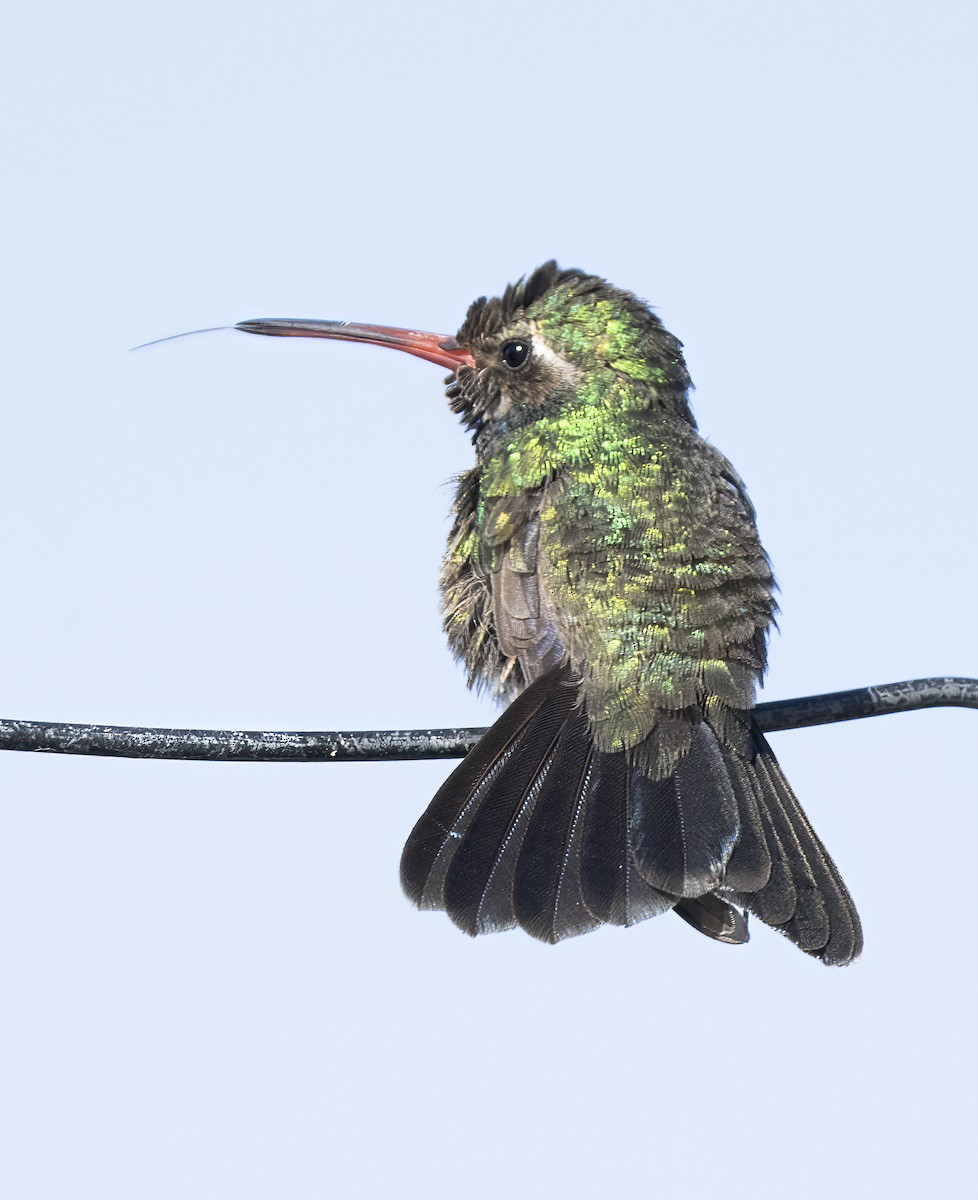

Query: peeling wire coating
<box><xmin>0</xmin><ymin>677</ymin><xmax>974</xmax><ymax>764</ymax></box>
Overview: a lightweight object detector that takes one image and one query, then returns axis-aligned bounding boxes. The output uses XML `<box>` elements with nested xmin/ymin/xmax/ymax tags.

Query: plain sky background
<box><xmin>1</xmin><ymin>2</ymin><xmax>976</xmax><ymax>1197</ymax></box>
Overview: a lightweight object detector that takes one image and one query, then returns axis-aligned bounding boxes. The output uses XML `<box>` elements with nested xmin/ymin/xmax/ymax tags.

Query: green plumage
<box><xmin>442</xmin><ymin>267</ymin><xmax>775</xmax><ymax>766</ymax></box>
<box><xmin>423</xmin><ymin>262</ymin><xmax>861</xmax><ymax>963</ymax></box>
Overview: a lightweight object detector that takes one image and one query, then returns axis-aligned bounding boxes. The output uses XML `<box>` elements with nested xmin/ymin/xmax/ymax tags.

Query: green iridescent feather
<box><xmin>443</xmin><ymin>271</ymin><xmax>775</xmax><ymax>774</ymax></box>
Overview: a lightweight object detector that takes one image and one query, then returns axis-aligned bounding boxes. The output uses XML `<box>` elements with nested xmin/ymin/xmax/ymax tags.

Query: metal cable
<box><xmin>0</xmin><ymin>676</ymin><xmax>973</xmax><ymax>763</ymax></box>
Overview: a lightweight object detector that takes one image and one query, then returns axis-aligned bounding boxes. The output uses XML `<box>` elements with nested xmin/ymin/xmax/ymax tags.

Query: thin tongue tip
<box><xmin>131</xmin><ymin>325</ymin><xmax>233</xmax><ymax>350</ymax></box>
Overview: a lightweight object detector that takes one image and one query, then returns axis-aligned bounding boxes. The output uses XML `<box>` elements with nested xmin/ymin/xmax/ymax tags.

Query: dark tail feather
<box><xmin>630</xmin><ymin>722</ymin><xmax>740</xmax><ymax>897</ymax></box>
<box><xmin>399</xmin><ymin>666</ymin><xmax>566</xmax><ymax>919</ymax></box>
<box><xmin>727</xmin><ymin>727</ymin><xmax>862</xmax><ymax>965</ymax></box>
<box><xmin>752</xmin><ymin>752</ymin><xmax>830</xmax><ymax>954</ymax></box>
<box><xmin>579</xmin><ymin>754</ymin><xmax>675</xmax><ymax>928</ymax></box>
<box><xmin>441</xmin><ymin>683</ymin><xmax>575</xmax><ymax>936</ymax></box>
<box><xmin>510</xmin><ymin>704</ymin><xmax>602</xmax><ymax>941</ymax></box>
<box><xmin>750</xmin><ymin>731</ymin><xmax>863</xmax><ymax>965</ymax></box>
<box><xmin>717</xmin><ymin>741</ymin><xmax>772</xmax><ymax>893</ymax></box>
<box><xmin>674</xmin><ymin>894</ymin><xmax>749</xmax><ymax>945</ymax></box>
<box><xmin>739</xmin><ymin>780</ymin><xmax>798</xmax><ymax>927</ymax></box>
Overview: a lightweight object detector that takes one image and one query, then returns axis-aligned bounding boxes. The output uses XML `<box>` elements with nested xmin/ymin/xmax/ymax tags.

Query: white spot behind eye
<box><xmin>528</xmin><ymin>322</ymin><xmax>583</xmax><ymax>385</ymax></box>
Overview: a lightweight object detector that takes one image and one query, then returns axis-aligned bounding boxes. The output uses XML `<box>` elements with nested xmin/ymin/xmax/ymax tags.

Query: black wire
<box><xmin>0</xmin><ymin>676</ymin><xmax>973</xmax><ymax>764</ymax></box>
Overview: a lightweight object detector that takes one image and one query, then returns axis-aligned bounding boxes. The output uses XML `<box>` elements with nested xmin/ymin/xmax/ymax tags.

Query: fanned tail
<box><xmin>400</xmin><ymin>667</ymin><xmax>861</xmax><ymax>963</ymax></box>
<box><xmin>400</xmin><ymin>666</ymin><xmax>671</xmax><ymax>942</ymax></box>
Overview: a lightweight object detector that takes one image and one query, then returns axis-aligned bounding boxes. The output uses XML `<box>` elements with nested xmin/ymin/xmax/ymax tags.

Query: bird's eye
<box><xmin>500</xmin><ymin>340</ymin><xmax>531</xmax><ymax>369</ymax></box>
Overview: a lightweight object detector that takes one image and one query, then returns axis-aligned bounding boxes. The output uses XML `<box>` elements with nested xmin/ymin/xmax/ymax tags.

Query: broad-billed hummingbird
<box><xmin>237</xmin><ymin>262</ymin><xmax>861</xmax><ymax>965</ymax></box>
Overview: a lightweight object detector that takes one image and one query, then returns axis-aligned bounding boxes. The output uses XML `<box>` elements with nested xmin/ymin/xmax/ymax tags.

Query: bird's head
<box><xmin>447</xmin><ymin>261</ymin><xmax>694</xmax><ymax>438</ymax></box>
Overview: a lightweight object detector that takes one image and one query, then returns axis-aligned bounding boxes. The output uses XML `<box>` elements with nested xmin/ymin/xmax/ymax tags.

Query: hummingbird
<box><xmin>236</xmin><ymin>262</ymin><xmax>862</xmax><ymax>965</ymax></box>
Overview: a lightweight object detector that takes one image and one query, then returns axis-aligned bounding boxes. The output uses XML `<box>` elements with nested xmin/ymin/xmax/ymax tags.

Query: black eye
<box><xmin>500</xmin><ymin>340</ymin><xmax>531</xmax><ymax>369</ymax></box>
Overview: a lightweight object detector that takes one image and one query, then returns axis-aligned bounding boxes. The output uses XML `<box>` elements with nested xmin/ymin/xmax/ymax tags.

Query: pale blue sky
<box><xmin>1</xmin><ymin>2</ymin><xmax>976</xmax><ymax>1197</ymax></box>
